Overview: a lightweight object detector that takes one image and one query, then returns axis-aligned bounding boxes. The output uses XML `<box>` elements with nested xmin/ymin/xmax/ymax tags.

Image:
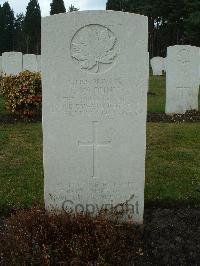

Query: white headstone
<box><xmin>2</xmin><ymin>52</ymin><xmax>23</xmax><ymax>75</ymax></box>
<box><xmin>42</xmin><ymin>11</ymin><xmax>148</xmax><ymax>224</ymax></box>
<box><xmin>147</xmin><ymin>52</ymin><xmax>150</xmax><ymax>92</ymax></box>
<box><xmin>36</xmin><ymin>55</ymin><xmax>41</xmax><ymax>72</ymax></box>
<box><xmin>166</xmin><ymin>45</ymin><xmax>199</xmax><ymax>114</ymax></box>
<box><xmin>0</xmin><ymin>56</ymin><xmax>2</xmax><ymax>74</ymax></box>
<box><xmin>23</xmin><ymin>54</ymin><xmax>38</xmax><ymax>72</ymax></box>
<box><xmin>199</xmin><ymin>48</ymin><xmax>200</xmax><ymax>85</ymax></box>
<box><xmin>150</xmin><ymin>56</ymin><xmax>165</xmax><ymax>75</ymax></box>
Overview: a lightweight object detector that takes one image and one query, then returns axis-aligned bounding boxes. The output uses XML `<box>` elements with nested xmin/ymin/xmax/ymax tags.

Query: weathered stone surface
<box><xmin>165</xmin><ymin>45</ymin><xmax>199</xmax><ymax>114</ymax></box>
<box><xmin>150</xmin><ymin>56</ymin><xmax>165</xmax><ymax>75</ymax></box>
<box><xmin>23</xmin><ymin>54</ymin><xmax>38</xmax><ymax>72</ymax></box>
<box><xmin>36</xmin><ymin>55</ymin><xmax>41</xmax><ymax>72</ymax></box>
<box><xmin>42</xmin><ymin>11</ymin><xmax>148</xmax><ymax>224</ymax></box>
<box><xmin>2</xmin><ymin>52</ymin><xmax>23</xmax><ymax>75</ymax></box>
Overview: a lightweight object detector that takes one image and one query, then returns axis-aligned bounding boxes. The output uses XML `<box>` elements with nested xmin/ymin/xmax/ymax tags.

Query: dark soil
<box><xmin>136</xmin><ymin>207</ymin><xmax>200</xmax><ymax>265</ymax></box>
<box><xmin>0</xmin><ymin>207</ymin><xmax>200</xmax><ymax>265</ymax></box>
<box><xmin>0</xmin><ymin>110</ymin><xmax>200</xmax><ymax>124</ymax></box>
<box><xmin>147</xmin><ymin>92</ymin><xmax>157</xmax><ymax>96</ymax></box>
<box><xmin>0</xmin><ymin>114</ymin><xmax>41</xmax><ymax>124</ymax></box>
<box><xmin>147</xmin><ymin>110</ymin><xmax>200</xmax><ymax>123</ymax></box>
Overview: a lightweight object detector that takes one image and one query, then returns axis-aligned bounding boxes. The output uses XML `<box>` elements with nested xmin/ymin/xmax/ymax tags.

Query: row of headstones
<box><xmin>0</xmin><ymin>52</ymin><xmax>41</xmax><ymax>75</ymax></box>
<box><xmin>151</xmin><ymin>51</ymin><xmax>200</xmax><ymax>79</ymax></box>
<box><xmin>150</xmin><ymin>45</ymin><xmax>200</xmax><ymax>114</ymax></box>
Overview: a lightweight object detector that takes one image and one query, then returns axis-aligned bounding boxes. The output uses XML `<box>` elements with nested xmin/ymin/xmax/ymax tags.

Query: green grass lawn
<box><xmin>146</xmin><ymin>123</ymin><xmax>200</xmax><ymax>206</ymax></box>
<box><xmin>0</xmin><ymin>123</ymin><xmax>43</xmax><ymax>213</ymax></box>
<box><xmin>0</xmin><ymin>122</ymin><xmax>200</xmax><ymax>214</ymax></box>
<box><xmin>148</xmin><ymin>75</ymin><xmax>166</xmax><ymax>112</ymax></box>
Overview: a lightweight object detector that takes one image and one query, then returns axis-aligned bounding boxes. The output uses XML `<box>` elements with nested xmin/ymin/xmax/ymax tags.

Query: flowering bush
<box><xmin>0</xmin><ymin>71</ymin><xmax>42</xmax><ymax>117</ymax></box>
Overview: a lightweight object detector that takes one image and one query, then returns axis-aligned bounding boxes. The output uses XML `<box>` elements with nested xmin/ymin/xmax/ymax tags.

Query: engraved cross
<box><xmin>78</xmin><ymin>121</ymin><xmax>111</xmax><ymax>178</ymax></box>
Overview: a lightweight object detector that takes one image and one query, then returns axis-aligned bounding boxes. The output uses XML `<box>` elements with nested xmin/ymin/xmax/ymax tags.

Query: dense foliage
<box><xmin>0</xmin><ymin>0</ymin><xmax>79</xmax><ymax>55</ymax></box>
<box><xmin>24</xmin><ymin>0</ymin><xmax>41</xmax><ymax>54</ymax></box>
<box><xmin>0</xmin><ymin>0</ymin><xmax>199</xmax><ymax>58</ymax></box>
<box><xmin>0</xmin><ymin>2</ymin><xmax>15</xmax><ymax>53</ymax></box>
<box><xmin>0</xmin><ymin>71</ymin><xmax>42</xmax><ymax>117</ymax></box>
<box><xmin>50</xmin><ymin>0</ymin><xmax>66</xmax><ymax>15</ymax></box>
<box><xmin>0</xmin><ymin>1</ymin><xmax>41</xmax><ymax>55</ymax></box>
<box><xmin>106</xmin><ymin>0</ymin><xmax>200</xmax><ymax>57</ymax></box>
<box><xmin>68</xmin><ymin>4</ymin><xmax>79</xmax><ymax>12</ymax></box>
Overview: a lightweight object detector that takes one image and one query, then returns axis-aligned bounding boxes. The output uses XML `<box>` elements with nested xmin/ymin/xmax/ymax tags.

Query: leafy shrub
<box><xmin>0</xmin><ymin>71</ymin><xmax>42</xmax><ymax>117</ymax></box>
<box><xmin>0</xmin><ymin>208</ymin><xmax>142</xmax><ymax>265</ymax></box>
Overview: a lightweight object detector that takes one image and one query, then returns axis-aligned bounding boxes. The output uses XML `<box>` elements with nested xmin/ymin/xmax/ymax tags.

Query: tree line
<box><xmin>106</xmin><ymin>0</ymin><xmax>200</xmax><ymax>57</ymax></box>
<box><xmin>0</xmin><ymin>0</ymin><xmax>78</xmax><ymax>55</ymax></box>
<box><xmin>0</xmin><ymin>0</ymin><xmax>199</xmax><ymax>57</ymax></box>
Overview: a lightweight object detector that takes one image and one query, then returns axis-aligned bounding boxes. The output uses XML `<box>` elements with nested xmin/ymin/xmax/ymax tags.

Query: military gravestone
<box><xmin>2</xmin><ymin>52</ymin><xmax>23</xmax><ymax>75</ymax></box>
<box><xmin>42</xmin><ymin>11</ymin><xmax>148</xmax><ymax>223</ymax></box>
<box><xmin>166</xmin><ymin>45</ymin><xmax>199</xmax><ymax>114</ymax></box>
<box><xmin>150</xmin><ymin>56</ymin><xmax>165</xmax><ymax>75</ymax></box>
<box><xmin>23</xmin><ymin>54</ymin><xmax>38</xmax><ymax>72</ymax></box>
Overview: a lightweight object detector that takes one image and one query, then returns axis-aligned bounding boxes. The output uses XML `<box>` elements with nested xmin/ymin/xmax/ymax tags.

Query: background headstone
<box><xmin>42</xmin><ymin>11</ymin><xmax>148</xmax><ymax>224</ymax></box>
<box><xmin>2</xmin><ymin>52</ymin><xmax>23</xmax><ymax>75</ymax></box>
<box><xmin>199</xmin><ymin>48</ymin><xmax>200</xmax><ymax>85</ymax></box>
<box><xmin>150</xmin><ymin>56</ymin><xmax>165</xmax><ymax>75</ymax></box>
<box><xmin>23</xmin><ymin>54</ymin><xmax>38</xmax><ymax>72</ymax></box>
<box><xmin>0</xmin><ymin>56</ymin><xmax>2</xmax><ymax>74</ymax></box>
<box><xmin>165</xmin><ymin>45</ymin><xmax>199</xmax><ymax>114</ymax></box>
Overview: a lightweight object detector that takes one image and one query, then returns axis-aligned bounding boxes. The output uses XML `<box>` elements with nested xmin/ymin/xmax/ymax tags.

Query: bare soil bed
<box><xmin>137</xmin><ymin>207</ymin><xmax>200</xmax><ymax>265</ymax></box>
<box><xmin>0</xmin><ymin>110</ymin><xmax>200</xmax><ymax>124</ymax></box>
<box><xmin>147</xmin><ymin>110</ymin><xmax>200</xmax><ymax>123</ymax></box>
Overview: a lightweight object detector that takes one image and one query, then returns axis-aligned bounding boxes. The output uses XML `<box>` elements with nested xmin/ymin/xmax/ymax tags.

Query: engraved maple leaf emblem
<box><xmin>71</xmin><ymin>26</ymin><xmax>118</xmax><ymax>73</ymax></box>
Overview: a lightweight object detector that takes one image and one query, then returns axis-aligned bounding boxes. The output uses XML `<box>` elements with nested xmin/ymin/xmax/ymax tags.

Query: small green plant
<box><xmin>0</xmin><ymin>71</ymin><xmax>42</xmax><ymax>118</ymax></box>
